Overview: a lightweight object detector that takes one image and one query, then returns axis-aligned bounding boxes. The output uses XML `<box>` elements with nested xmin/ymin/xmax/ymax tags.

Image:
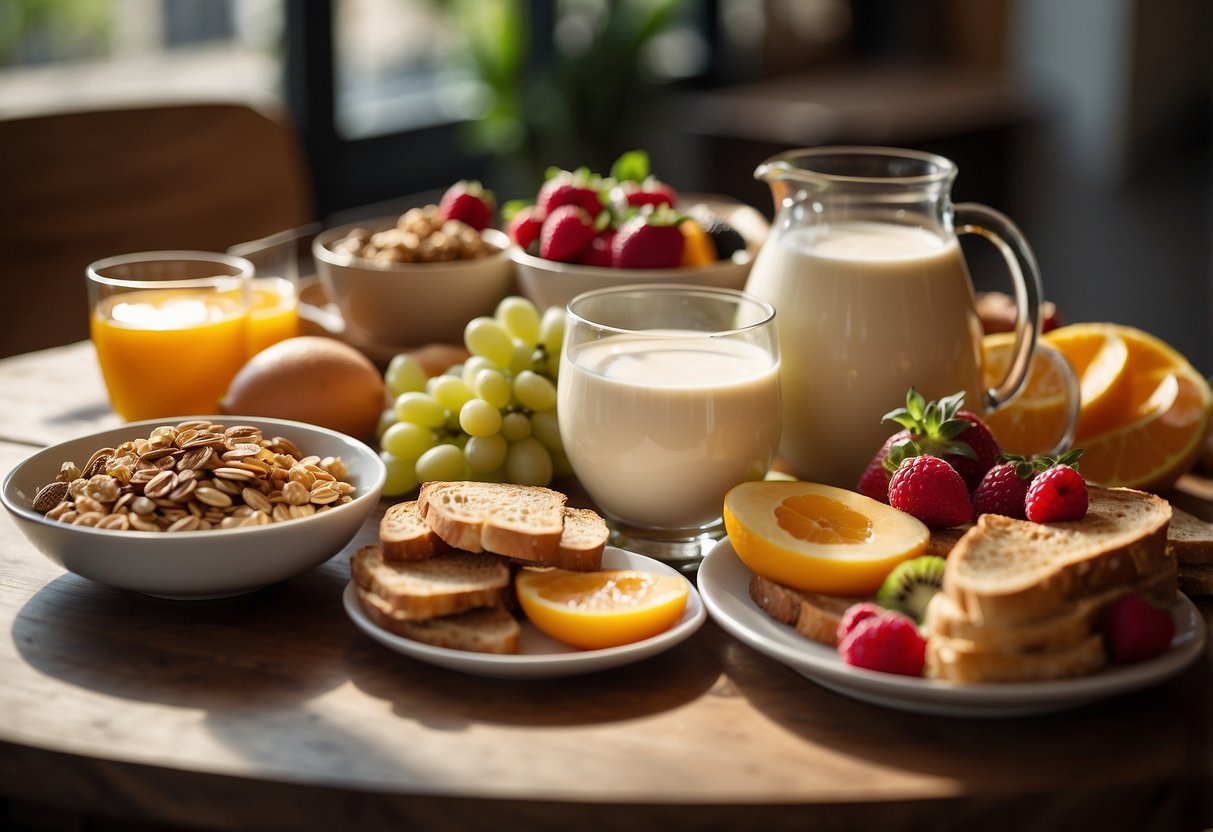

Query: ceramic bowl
<box><xmin>512</xmin><ymin>197</ymin><xmax>769</xmax><ymax>312</ymax></box>
<box><xmin>1</xmin><ymin>416</ymin><xmax>386</xmax><ymax>599</ymax></box>
<box><xmin>313</xmin><ymin>216</ymin><xmax>514</xmax><ymax>347</ymax></box>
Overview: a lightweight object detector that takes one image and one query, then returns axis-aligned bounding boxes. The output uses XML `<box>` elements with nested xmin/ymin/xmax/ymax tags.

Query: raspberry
<box><xmin>972</xmin><ymin>461</ymin><xmax>1032</xmax><ymax>519</ymax></box>
<box><xmin>1102</xmin><ymin>592</ymin><xmax>1175</xmax><ymax>663</ymax></box>
<box><xmin>836</xmin><ymin>601</ymin><xmax>887</xmax><ymax>643</ymax></box>
<box><xmin>837</xmin><ymin>611</ymin><xmax>926</xmax><ymax>676</ymax></box>
<box><xmin>888</xmin><ymin>455</ymin><xmax>973</xmax><ymax>529</ymax></box>
<box><xmin>1024</xmin><ymin>464</ymin><xmax>1088</xmax><ymax>522</ymax></box>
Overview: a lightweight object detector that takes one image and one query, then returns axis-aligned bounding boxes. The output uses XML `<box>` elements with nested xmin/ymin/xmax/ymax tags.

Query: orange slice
<box><xmin>722</xmin><ymin>481</ymin><xmax>929</xmax><ymax>596</ymax></box>
<box><xmin>514</xmin><ymin>569</ymin><xmax>689</xmax><ymax>650</ymax></box>
<box><xmin>1043</xmin><ymin>325</ymin><xmax>1132</xmax><ymax>438</ymax></box>
<box><xmin>980</xmin><ymin>332</ymin><xmax>1073</xmax><ymax>455</ymax></box>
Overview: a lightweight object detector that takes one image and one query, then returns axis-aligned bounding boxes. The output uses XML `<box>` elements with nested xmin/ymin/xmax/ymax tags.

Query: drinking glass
<box><xmin>558</xmin><ymin>285</ymin><xmax>781</xmax><ymax>571</ymax></box>
<box><xmin>87</xmin><ymin>251</ymin><xmax>253</xmax><ymax>421</ymax></box>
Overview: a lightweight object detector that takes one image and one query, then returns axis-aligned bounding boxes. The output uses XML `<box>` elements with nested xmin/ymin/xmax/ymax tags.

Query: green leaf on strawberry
<box><xmin>610</xmin><ymin>149</ymin><xmax>651</xmax><ymax>183</ymax></box>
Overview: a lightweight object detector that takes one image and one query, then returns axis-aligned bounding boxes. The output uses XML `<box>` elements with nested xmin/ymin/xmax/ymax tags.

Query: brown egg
<box><xmin>222</xmin><ymin>336</ymin><xmax>387</xmax><ymax>439</ymax></box>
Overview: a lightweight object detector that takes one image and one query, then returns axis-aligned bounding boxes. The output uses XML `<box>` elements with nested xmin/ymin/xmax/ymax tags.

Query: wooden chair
<box><xmin>0</xmin><ymin>102</ymin><xmax>315</xmax><ymax>357</ymax></box>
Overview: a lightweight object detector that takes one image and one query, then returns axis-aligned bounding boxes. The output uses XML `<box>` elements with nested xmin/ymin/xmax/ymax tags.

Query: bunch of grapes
<box><xmin>378</xmin><ymin>296</ymin><xmax>568</xmax><ymax>496</ymax></box>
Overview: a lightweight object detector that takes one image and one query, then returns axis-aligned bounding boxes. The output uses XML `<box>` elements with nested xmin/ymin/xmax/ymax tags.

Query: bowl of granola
<box><xmin>313</xmin><ymin>206</ymin><xmax>514</xmax><ymax>349</ymax></box>
<box><xmin>1</xmin><ymin>417</ymin><xmax>386</xmax><ymax>599</ymax></box>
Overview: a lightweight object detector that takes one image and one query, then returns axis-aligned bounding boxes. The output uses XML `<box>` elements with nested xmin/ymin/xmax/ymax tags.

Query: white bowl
<box><xmin>2</xmin><ymin>417</ymin><xmax>386</xmax><ymax>600</ymax></box>
<box><xmin>512</xmin><ymin>197</ymin><xmax>769</xmax><ymax>312</ymax></box>
<box><xmin>313</xmin><ymin>217</ymin><xmax>514</xmax><ymax>347</ymax></box>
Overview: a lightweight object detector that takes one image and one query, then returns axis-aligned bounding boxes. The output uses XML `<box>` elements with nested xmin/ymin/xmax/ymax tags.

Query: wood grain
<box><xmin>0</xmin><ymin>344</ymin><xmax>1211</xmax><ymax>831</ymax></box>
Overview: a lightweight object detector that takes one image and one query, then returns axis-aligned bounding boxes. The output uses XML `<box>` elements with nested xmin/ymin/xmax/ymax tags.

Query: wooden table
<box><xmin>2</xmin><ymin>342</ymin><xmax>1212</xmax><ymax>831</ymax></box>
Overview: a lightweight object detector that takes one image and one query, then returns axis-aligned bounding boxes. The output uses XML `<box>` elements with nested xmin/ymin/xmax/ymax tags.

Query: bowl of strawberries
<box><xmin>507</xmin><ymin>151</ymin><xmax>768</xmax><ymax>312</ymax></box>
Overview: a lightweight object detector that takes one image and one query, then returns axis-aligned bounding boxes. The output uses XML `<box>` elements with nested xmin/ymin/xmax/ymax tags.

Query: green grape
<box><xmin>465</xmin><ymin>316</ymin><xmax>513</xmax><ymax>368</ymax></box>
<box><xmin>415</xmin><ymin>443</ymin><xmax>465</xmax><ymax>482</ymax></box>
<box><xmin>473</xmin><ymin>368</ymin><xmax>511</xmax><ymax>409</ymax></box>
<box><xmin>508</xmin><ymin>337</ymin><xmax>533</xmax><ymax>376</ymax></box>
<box><xmin>461</xmin><ymin>354</ymin><xmax>496</xmax><ymax>386</ymax></box>
<box><xmin>431</xmin><ymin>375</ymin><xmax>474</xmax><ymax>412</ymax></box>
<box><xmin>394</xmin><ymin>391</ymin><xmax>447</xmax><ymax>428</ymax></box>
<box><xmin>381</xmin><ymin>450</ymin><xmax>420</xmax><ymax>496</ymax></box>
<box><xmin>459</xmin><ymin>398</ymin><xmax>503</xmax><ymax>437</ymax></box>
<box><xmin>530</xmin><ymin>408</ymin><xmax>563</xmax><ymax>452</ymax></box>
<box><xmin>384</xmin><ymin>353</ymin><xmax>428</xmax><ymax>396</ymax></box>
<box><xmin>496</xmin><ymin>296</ymin><xmax>540</xmax><ymax>347</ymax></box>
<box><xmin>464</xmin><ymin>433</ymin><xmax>508</xmax><ymax>473</ymax></box>
<box><xmin>539</xmin><ymin>305</ymin><xmax>566</xmax><ymax>355</ymax></box>
<box><xmin>513</xmin><ymin>370</ymin><xmax>557</xmax><ymax>412</ymax></box>
<box><xmin>500</xmin><ymin>410</ymin><xmax>532</xmax><ymax>442</ymax></box>
<box><xmin>380</xmin><ymin>420</ymin><xmax>435</xmax><ymax>461</ymax></box>
<box><xmin>506</xmin><ymin>437</ymin><xmax>553</xmax><ymax>486</ymax></box>
<box><xmin>375</xmin><ymin>408</ymin><xmax>397</xmax><ymax>439</ymax></box>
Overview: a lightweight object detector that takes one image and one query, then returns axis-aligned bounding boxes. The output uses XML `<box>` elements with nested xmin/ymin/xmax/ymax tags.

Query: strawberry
<box><xmin>438</xmin><ymin>180</ymin><xmax>494</xmax><ymax>231</ymax></box>
<box><xmin>505</xmin><ymin>203</ymin><xmax>545</xmax><ymax>251</ymax></box>
<box><xmin>835</xmin><ymin>601</ymin><xmax>888</xmax><ymax>643</ymax></box>
<box><xmin>837</xmin><ymin>609</ymin><xmax>925</xmax><ymax>676</ymax></box>
<box><xmin>887</xmin><ymin>454</ymin><xmax>973</xmax><ymax>529</ymax></box>
<box><xmin>1102</xmin><ymin>592</ymin><xmax>1175</xmax><ymax>663</ymax></box>
<box><xmin>538</xmin><ymin>205</ymin><xmax>595</xmax><ymax>263</ymax></box>
<box><xmin>857</xmin><ymin>430</ymin><xmax>910</xmax><ymax>503</ymax></box>
<box><xmin>881</xmin><ymin>389</ymin><xmax>1001</xmax><ymax>492</ymax></box>
<box><xmin>617</xmin><ymin>177</ymin><xmax>678</xmax><ymax>210</ymax></box>
<box><xmin>537</xmin><ymin>169</ymin><xmax>605</xmax><ymax>218</ymax></box>
<box><xmin>1024</xmin><ymin>450</ymin><xmax>1087</xmax><ymax>522</ymax></box>
<box><xmin>577</xmin><ymin>229</ymin><xmax>617</xmax><ymax>267</ymax></box>
<box><xmin>971</xmin><ymin>454</ymin><xmax>1036</xmax><ymax>519</ymax></box>
<box><xmin>612</xmin><ymin>209</ymin><xmax>685</xmax><ymax>269</ymax></box>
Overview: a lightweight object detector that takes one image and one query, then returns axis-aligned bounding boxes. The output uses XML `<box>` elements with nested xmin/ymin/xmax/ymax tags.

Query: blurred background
<box><xmin>1</xmin><ymin>0</ymin><xmax>1209</xmax><ymax>369</ymax></box>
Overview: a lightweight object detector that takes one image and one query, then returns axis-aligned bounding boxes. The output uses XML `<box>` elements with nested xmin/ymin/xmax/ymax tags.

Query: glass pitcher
<box><xmin>744</xmin><ymin>146</ymin><xmax>1076</xmax><ymax>489</ymax></box>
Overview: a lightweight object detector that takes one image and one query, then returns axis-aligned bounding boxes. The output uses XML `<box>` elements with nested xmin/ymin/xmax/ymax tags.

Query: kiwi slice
<box><xmin>877</xmin><ymin>556</ymin><xmax>947</xmax><ymax>623</ymax></box>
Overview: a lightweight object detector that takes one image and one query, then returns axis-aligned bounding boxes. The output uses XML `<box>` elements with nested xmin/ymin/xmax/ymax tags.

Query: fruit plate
<box><xmin>343</xmin><ymin>547</ymin><xmax>706</xmax><ymax>679</ymax></box>
<box><xmin>697</xmin><ymin>537</ymin><xmax>1206</xmax><ymax>718</ymax></box>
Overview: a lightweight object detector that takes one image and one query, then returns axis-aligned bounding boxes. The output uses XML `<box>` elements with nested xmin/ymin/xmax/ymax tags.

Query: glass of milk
<box><xmin>558</xmin><ymin>285</ymin><xmax>781</xmax><ymax>571</ymax></box>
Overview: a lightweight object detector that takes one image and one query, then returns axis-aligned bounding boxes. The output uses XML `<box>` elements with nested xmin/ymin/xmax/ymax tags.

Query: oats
<box><xmin>167</xmin><ymin>515</ymin><xmax>201</xmax><ymax>532</ymax></box>
<box><xmin>97</xmin><ymin>513</ymin><xmax>130</xmax><ymax>531</ymax></box>
<box><xmin>194</xmin><ymin>486</ymin><xmax>233</xmax><ymax>508</ymax></box>
<box><xmin>144</xmin><ymin>470</ymin><xmax>178</xmax><ymax>499</ymax></box>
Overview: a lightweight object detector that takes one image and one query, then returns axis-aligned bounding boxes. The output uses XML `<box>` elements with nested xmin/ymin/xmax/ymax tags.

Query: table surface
<box><xmin>2</xmin><ymin>342</ymin><xmax>1212</xmax><ymax>831</ymax></box>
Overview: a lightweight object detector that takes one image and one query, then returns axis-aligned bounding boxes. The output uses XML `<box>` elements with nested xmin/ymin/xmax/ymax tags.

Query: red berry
<box><xmin>836</xmin><ymin>601</ymin><xmax>888</xmax><ymax>643</ymax></box>
<box><xmin>612</xmin><ymin>213</ymin><xmax>685</xmax><ymax>269</ymax></box>
<box><xmin>857</xmin><ymin>430</ymin><xmax>910</xmax><ymax>503</ymax></box>
<box><xmin>618</xmin><ymin>178</ymin><xmax>678</xmax><ymax>209</ymax></box>
<box><xmin>538</xmin><ymin>205</ymin><xmax>595</xmax><ymax>263</ymax></box>
<box><xmin>537</xmin><ymin>173</ymin><xmax>604</xmax><ymax>218</ymax></box>
<box><xmin>888</xmin><ymin>455</ymin><xmax>973</xmax><ymax>529</ymax></box>
<box><xmin>837</xmin><ymin>611</ymin><xmax>926</xmax><ymax>676</ymax></box>
<box><xmin>879</xmin><ymin>389</ymin><xmax>1002</xmax><ymax>494</ymax></box>
<box><xmin>1102</xmin><ymin>592</ymin><xmax>1175</xmax><ymax>663</ymax></box>
<box><xmin>950</xmin><ymin>411</ymin><xmax>1002</xmax><ymax>492</ymax></box>
<box><xmin>576</xmin><ymin>229</ymin><xmax>617</xmax><ymax>267</ymax></box>
<box><xmin>506</xmin><ymin>204</ymin><xmax>544</xmax><ymax>251</ymax></box>
<box><xmin>972</xmin><ymin>462</ymin><xmax>1032</xmax><ymax>519</ymax></box>
<box><xmin>1024</xmin><ymin>464</ymin><xmax>1088</xmax><ymax>522</ymax></box>
<box><xmin>438</xmin><ymin>180</ymin><xmax>494</xmax><ymax>231</ymax></box>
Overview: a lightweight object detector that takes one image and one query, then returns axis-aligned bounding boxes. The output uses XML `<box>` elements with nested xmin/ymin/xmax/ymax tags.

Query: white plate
<box><xmin>698</xmin><ymin>537</ymin><xmax>1207</xmax><ymax>717</ymax></box>
<box><xmin>343</xmin><ymin>547</ymin><xmax>706</xmax><ymax>679</ymax></box>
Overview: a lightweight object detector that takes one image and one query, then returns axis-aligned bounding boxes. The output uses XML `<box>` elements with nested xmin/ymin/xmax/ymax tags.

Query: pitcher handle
<box><xmin>955</xmin><ymin>203</ymin><xmax>1080</xmax><ymax>455</ymax></box>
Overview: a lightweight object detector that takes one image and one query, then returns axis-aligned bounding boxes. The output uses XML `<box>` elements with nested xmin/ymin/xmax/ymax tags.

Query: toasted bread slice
<box><xmin>1165</xmin><ymin>505</ymin><xmax>1213</xmax><ymax>565</ymax></box>
<box><xmin>925</xmin><ymin>632</ymin><xmax>1106</xmax><ymax>683</ymax></box>
<box><xmin>379</xmin><ymin>500</ymin><xmax>450</xmax><ymax>561</ymax></box>
<box><xmin>556</xmin><ymin>507</ymin><xmax>608</xmax><ymax>571</ymax></box>
<box><xmin>748</xmin><ymin>574</ymin><xmax>867</xmax><ymax>646</ymax></box>
<box><xmin>1178</xmin><ymin>562</ymin><xmax>1213</xmax><ymax>596</ymax></box>
<box><xmin>350</xmin><ymin>544</ymin><xmax>510</xmax><ymax>620</ymax></box>
<box><xmin>943</xmin><ymin>487</ymin><xmax>1172</xmax><ymax>626</ymax></box>
<box><xmin>418</xmin><ymin>481</ymin><xmax>566</xmax><ymax>563</ymax></box>
<box><xmin>356</xmin><ymin>587</ymin><xmax>520</xmax><ymax>654</ymax></box>
<box><xmin>925</xmin><ymin>524</ymin><xmax>971</xmax><ymax>558</ymax></box>
<box><xmin>926</xmin><ymin>562</ymin><xmax>1177</xmax><ymax>652</ymax></box>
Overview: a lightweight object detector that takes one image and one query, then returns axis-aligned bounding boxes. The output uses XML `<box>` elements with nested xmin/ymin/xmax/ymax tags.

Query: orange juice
<box><xmin>91</xmin><ymin>288</ymin><xmax>249</xmax><ymax>421</ymax></box>
<box><xmin>247</xmin><ymin>276</ymin><xmax>299</xmax><ymax>356</ymax></box>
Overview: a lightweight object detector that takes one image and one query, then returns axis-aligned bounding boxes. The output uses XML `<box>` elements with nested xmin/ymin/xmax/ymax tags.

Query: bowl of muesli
<box><xmin>313</xmin><ymin>208</ymin><xmax>514</xmax><ymax>349</ymax></box>
<box><xmin>1</xmin><ymin>416</ymin><xmax>385</xmax><ymax>599</ymax></box>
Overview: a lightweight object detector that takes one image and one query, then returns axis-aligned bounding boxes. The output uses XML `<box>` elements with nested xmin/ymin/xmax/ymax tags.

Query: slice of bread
<box><xmin>925</xmin><ymin>632</ymin><xmax>1106</xmax><ymax>683</ymax></box>
<box><xmin>925</xmin><ymin>524</ymin><xmax>971</xmax><ymax>558</ymax></box>
<box><xmin>418</xmin><ymin>481</ymin><xmax>566</xmax><ymax>563</ymax></box>
<box><xmin>1165</xmin><ymin>505</ymin><xmax>1213</xmax><ymax>565</ymax></box>
<box><xmin>350</xmin><ymin>544</ymin><xmax>510</xmax><ymax>620</ymax></box>
<box><xmin>556</xmin><ymin>507</ymin><xmax>609</xmax><ymax>571</ymax></box>
<box><xmin>379</xmin><ymin>500</ymin><xmax>450</xmax><ymax>561</ymax></box>
<box><xmin>749</xmin><ymin>574</ymin><xmax>867</xmax><ymax>646</ymax></box>
<box><xmin>356</xmin><ymin>587</ymin><xmax>520</xmax><ymax>654</ymax></box>
<box><xmin>926</xmin><ymin>562</ymin><xmax>1177</xmax><ymax>653</ymax></box>
<box><xmin>1178</xmin><ymin>562</ymin><xmax>1213</xmax><ymax>596</ymax></box>
<box><xmin>943</xmin><ymin>487</ymin><xmax>1173</xmax><ymax>626</ymax></box>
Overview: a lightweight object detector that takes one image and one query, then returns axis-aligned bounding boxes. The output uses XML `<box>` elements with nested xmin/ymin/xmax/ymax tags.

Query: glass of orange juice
<box><xmin>247</xmin><ymin>275</ymin><xmax>300</xmax><ymax>356</ymax></box>
<box><xmin>87</xmin><ymin>251</ymin><xmax>253</xmax><ymax>421</ymax></box>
